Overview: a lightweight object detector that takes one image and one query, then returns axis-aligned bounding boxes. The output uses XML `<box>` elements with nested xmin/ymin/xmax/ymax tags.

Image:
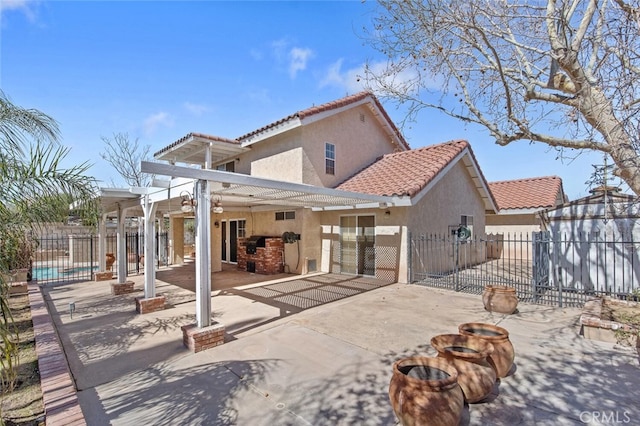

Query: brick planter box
<box><xmin>135</xmin><ymin>295</ymin><xmax>166</xmax><ymax>314</ymax></box>
<box><xmin>181</xmin><ymin>322</ymin><xmax>226</xmax><ymax>353</ymax></box>
<box><xmin>580</xmin><ymin>297</ymin><xmax>639</xmax><ymax>349</ymax></box>
<box><xmin>8</xmin><ymin>282</ymin><xmax>28</xmax><ymax>295</ymax></box>
<box><xmin>95</xmin><ymin>271</ymin><xmax>114</xmax><ymax>281</ymax></box>
<box><xmin>111</xmin><ymin>281</ymin><xmax>135</xmax><ymax>295</ymax></box>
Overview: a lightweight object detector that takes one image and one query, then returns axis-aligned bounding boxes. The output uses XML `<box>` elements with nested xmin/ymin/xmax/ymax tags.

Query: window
<box><xmin>275</xmin><ymin>211</ymin><xmax>295</xmax><ymax>221</ymax></box>
<box><xmin>237</xmin><ymin>219</ymin><xmax>246</xmax><ymax>238</ymax></box>
<box><xmin>216</xmin><ymin>161</ymin><xmax>235</xmax><ymax>172</ymax></box>
<box><xmin>325</xmin><ymin>143</ymin><xmax>335</xmax><ymax>175</ymax></box>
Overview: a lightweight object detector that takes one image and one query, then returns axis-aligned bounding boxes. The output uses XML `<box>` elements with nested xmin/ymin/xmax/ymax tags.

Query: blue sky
<box><xmin>1</xmin><ymin>0</ymin><xmax>609</xmax><ymax>199</ymax></box>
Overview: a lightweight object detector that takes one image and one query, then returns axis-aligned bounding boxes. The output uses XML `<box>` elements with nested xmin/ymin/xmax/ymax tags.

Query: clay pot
<box><xmin>482</xmin><ymin>285</ymin><xmax>518</xmax><ymax>314</ymax></box>
<box><xmin>105</xmin><ymin>253</ymin><xmax>116</xmax><ymax>271</ymax></box>
<box><xmin>389</xmin><ymin>356</ymin><xmax>464</xmax><ymax>426</ymax></box>
<box><xmin>430</xmin><ymin>334</ymin><xmax>497</xmax><ymax>403</ymax></box>
<box><xmin>458</xmin><ymin>323</ymin><xmax>515</xmax><ymax>378</ymax></box>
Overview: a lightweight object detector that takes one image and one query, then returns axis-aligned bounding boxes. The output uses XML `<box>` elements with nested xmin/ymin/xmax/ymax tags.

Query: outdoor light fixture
<box><xmin>180</xmin><ymin>191</ymin><xmax>195</xmax><ymax>213</ymax></box>
<box><xmin>212</xmin><ymin>196</ymin><xmax>224</xmax><ymax>214</ymax></box>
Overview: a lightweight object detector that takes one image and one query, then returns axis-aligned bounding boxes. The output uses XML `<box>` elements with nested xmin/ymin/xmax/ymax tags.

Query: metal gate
<box><xmin>410</xmin><ymin>232</ymin><xmax>534</xmax><ymax>298</ymax></box>
<box><xmin>410</xmin><ymin>232</ymin><xmax>640</xmax><ymax>307</ymax></box>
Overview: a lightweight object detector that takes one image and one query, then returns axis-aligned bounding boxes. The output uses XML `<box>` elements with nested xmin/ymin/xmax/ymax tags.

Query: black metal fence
<box><xmin>410</xmin><ymin>232</ymin><xmax>640</xmax><ymax>307</ymax></box>
<box><xmin>32</xmin><ymin>232</ymin><xmax>169</xmax><ymax>284</ymax></box>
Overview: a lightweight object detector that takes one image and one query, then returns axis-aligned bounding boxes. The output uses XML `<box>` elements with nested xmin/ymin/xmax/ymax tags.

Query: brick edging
<box><xmin>580</xmin><ymin>297</ymin><xmax>639</xmax><ymax>333</ymax></box>
<box><xmin>27</xmin><ymin>282</ymin><xmax>86</xmax><ymax>426</ymax></box>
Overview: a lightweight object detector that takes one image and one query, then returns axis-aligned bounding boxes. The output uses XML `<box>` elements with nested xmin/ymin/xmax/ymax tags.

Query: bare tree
<box><xmin>364</xmin><ymin>0</ymin><xmax>640</xmax><ymax>195</ymax></box>
<box><xmin>100</xmin><ymin>132</ymin><xmax>152</xmax><ymax>187</ymax></box>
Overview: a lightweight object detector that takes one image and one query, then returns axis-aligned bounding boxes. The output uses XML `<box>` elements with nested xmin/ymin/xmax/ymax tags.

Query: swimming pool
<box><xmin>33</xmin><ymin>266</ymin><xmax>97</xmax><ymax>280</ymax></box>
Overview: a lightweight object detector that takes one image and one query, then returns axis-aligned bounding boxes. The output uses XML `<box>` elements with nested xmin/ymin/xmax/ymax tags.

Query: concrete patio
<box><xmin>39</xmin><ymin>263</ymin><xmax>639</xmax><ymax>425</ymax></box>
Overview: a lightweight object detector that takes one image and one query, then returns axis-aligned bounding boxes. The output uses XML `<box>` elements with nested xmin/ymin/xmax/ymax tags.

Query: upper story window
<box><xmin>216</xmin><ymin>161</ymin><xmax>235</xmax><ymax>172</ymax></box>
<box><xmin>325</xmin><ymin>143</ymin><xmax>335</xmax><ymax>175</ymax></box>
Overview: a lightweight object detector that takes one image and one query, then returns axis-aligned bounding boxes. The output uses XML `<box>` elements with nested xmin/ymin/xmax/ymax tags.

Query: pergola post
<box><xmin>98</xmin><ymin>213</ymin><xmax>107</xmax><ymax>271</ymax></box>
<box><xmin>116</xmin><ymin>205</ymin><xmax>127</xmax><ymax>284</ymax></box>
<box><xmin>194</xmin><ymin>178</ymin><xmax>211</xmax><ymax>328</ymax></box>
<box><xmin>143</xmin><ymin>194</ymin><xmax>158</xmax><ymax>299</ymax></box>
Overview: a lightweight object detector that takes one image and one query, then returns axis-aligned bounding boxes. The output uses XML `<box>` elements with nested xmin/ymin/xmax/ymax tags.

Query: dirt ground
<box><xmin>1</xmin><ymin>292</ymin><xmax>44</xmax><ymax>425</ymax></box>
<box><xmin>603</xmin><ymin>298</ymin><xmax>640</xmax><ymax>348</ymax></box>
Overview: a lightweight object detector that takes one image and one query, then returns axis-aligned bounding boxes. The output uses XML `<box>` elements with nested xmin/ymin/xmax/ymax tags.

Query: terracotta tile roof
<box><xmin>489</xmin><ymin>176</ymin><xmax>564</xmax><ymax>210</ymax></box>
<box><xmin>236</xmin><ymin>91</ymin><xmax>410</xmax><ymax>150</ymax></box>
<box><xmin>335</xmin><ymin>140</ymin><xmax>471</xmax><ymax>197</ymax></box>
<box><xmin>154</xmin><ymin>132</ymin><xmax>239</xmax><ymax>157</ymax></box>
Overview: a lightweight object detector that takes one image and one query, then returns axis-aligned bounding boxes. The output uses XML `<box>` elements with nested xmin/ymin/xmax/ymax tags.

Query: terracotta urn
<box><xmin>105</xmin><ymin>253</ymin><xmax>116</xmax><ymax>271</ymax></box>
<box><xmin>430</xmin><ymin>333</ymin><xmax>497</xmax><ymax>403</ymax></box>
<box><xmin>388</xmin><ymin>356</ymin><xmax>464</xmax><ymax>426</ymax></box>
<box><xmin>482</xmin><ymin>285</ymin><xmax>518</xmax><ymax>314</ymax></box>
<box><xmin>458</xmin><ymin>322</ymin><xmax>515</xmax><ymax>378</ymax></box>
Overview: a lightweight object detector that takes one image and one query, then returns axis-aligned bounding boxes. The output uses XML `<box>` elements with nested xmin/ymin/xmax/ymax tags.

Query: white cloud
<box><xmin>288</xmin><ymin>47</ymin><xmax>313</xmax><ymax>79</ymax></box>
<box><xmin>249</xmin><ymin>48</ymin><xmax>263</xmax><ymax>61</ymax></box>
<box><xmin>319</xmin><ymin>59</ymin><xmax>440</xmax><ymax>95</ymax></box>
<box><xmin>270</xmin><ymin>39</ymin><xmax>288</xmax><ymax>60</ymax></box>
<box><xmin>268</xmin><ymin>39</ymin><xmax>314</xmax><ymax>79</ymax></box>
<box><xmin>0</xmin><ymin>0</ymin><xmax>39</xmax><ymax>22</ymax></box>
<box><xmin>142</xmin><ymin>112</ymin><xmax>173</xmax><ymax>136</ymax></box>
<box><xmin>320</xmin><ymin>59</ymin><xmax>366</xmax><ymax>93</ymax></box>
<box><xmin>183</xmin><ymin>102</ymin><xmax>210</xmax><ymax>117</ymax></box>
<box><xmin>0</xmin><ymin>0</ymin><xmax>30</xmax><ymax>11</ymax></box>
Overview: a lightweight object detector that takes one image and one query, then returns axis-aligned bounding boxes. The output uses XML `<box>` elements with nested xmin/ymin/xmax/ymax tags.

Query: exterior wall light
<box><xmin>180</xmin><ymin>191</ymin><xmax>195</xmax><ymax>213</ymax></box>
<box><xmin>212</xmin><ymin>197</ymin><xmax>224</xmax><ymax>214</ymax></box>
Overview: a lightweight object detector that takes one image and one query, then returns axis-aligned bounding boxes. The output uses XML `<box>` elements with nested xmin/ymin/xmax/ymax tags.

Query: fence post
<box><xmin>135</xmin><ymin>232</ymin><xmax>140</xmax><ymax>274</ymax></box>
<box><xmin>454</xmin><ymin>237</ymin><xmax>459</xmax><ymax>292</ymax></box>
<box><xmin>90</xmin><ymin>235</ymin><xmax>94</xmax><ymax>280</ymax></box>
<box><xmin>556</xmin><ymin>233</ymin><xmax>563</xmax><ymax>308</ymax></box>
<box><xmin>407</xmin><ymin>231</ymin><xmax>412</xmax><ymax>283</ymax></box>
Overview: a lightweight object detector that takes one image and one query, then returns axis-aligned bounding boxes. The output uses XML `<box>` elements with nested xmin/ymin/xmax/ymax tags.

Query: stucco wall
<box><xmin>169</xmin><ymin>216</ymin><xmax>184</xmax><ymax>265</ymax></box>
<box><xmin>250</xmin><ymin>147</ymin><xmax>305</xmax><ymax>184</ymax></box>
<box><xmin>234</xmin><ymin>104</ymin><xmax>400</xmax><ymax>187</ymax></box>
<box><xmin>408</xmin><ymin>161</ymin><xmax>486</xmax><ymax>236</ymax></box>
<box><xmin>299</xmin><ymin>105</ymin><xmax>402</xmax><ymax>187</ymax></box>
<box><xmin>406</xmin><ymin>161</ymin><xmax>488</xmax><ymax>275</ymax></box>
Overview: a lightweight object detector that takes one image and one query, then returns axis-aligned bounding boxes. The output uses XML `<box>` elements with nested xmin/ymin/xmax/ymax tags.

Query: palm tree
<box><xmin>0</xmin><ymin>90</ymin><xmax>97</xmax><ymax>390</ymax></box>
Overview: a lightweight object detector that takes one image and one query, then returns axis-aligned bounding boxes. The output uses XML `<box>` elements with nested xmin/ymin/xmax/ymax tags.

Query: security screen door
<box><xmin>340</xmin><ymin>215</ymin><xmax>375</xmax><ymax>276</ymax></box>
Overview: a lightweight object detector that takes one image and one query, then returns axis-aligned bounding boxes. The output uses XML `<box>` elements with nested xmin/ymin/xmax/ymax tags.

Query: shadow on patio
<box><xmin>155</xmin><ymin>261</ymin><xmax>394</xmax><ymax>336</ymax></box>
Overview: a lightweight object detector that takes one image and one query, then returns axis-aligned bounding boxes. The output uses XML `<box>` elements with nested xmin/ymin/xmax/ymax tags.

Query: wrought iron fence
<box><xmin>32</xmin><ymin>232</ymin><xmax>169</xmax><ymax>284</ymax></box>
<box><xmin>410</xmin><ymin>232</ymin><xmax>640</xmax><ymax>307</ymax></box>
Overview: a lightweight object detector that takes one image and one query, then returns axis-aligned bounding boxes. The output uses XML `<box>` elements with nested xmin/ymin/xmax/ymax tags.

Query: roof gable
<box><xmin>335</xmin><ymin>140</ymin><xmax>497</xmax><ymax>211</ymax></box>
<box><xmin>237</xmin><ymin>91</ymin><xmax>410</xmax><ymax>151</ymax></box>
<box><xmin>489</xmin><ymin>176</ymin><xmax>565</xmax><ymax>211</ymax></box>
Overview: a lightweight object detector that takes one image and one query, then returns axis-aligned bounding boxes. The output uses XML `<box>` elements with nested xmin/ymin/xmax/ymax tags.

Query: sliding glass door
<box><xmin>340</xmin><ymin>215</ymin><xmax>375</xmax><ymax>276</ymax></box>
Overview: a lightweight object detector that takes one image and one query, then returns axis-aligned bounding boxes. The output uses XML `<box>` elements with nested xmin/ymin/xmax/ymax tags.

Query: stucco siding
<box><xmin>407</xmin><ymin>161</ymin><xmax>487</xmax><ymax>275</ymax></box>
<box><xmin>234</xmin><ymin>104</ymin><xmax>400</xmax><ymax>187</ymax></box>
<box><xmin>300</xmin><ymin>105</ymin><xmax>401</xmax><ymax>187</ymax></box>
<box><xmin>251</xmin><ymin>147</ymin><xmax>305</xmax><ymax>183</ymax></box>
<box><xmin>408</xmin><ymin>161</ymin><xmax>486</xmax><ymax>236</ymax></box>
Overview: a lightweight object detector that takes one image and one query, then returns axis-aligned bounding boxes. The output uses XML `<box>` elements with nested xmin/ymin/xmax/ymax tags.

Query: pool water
<box><xmin>33</xmin><ymin>266</ymin><xmax>97</xmax><ymax>280</ymax></box>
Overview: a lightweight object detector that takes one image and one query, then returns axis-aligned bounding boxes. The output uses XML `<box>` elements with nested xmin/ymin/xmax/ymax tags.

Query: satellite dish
<box><xmin>456</xmin><ymin>226</ymin><xmax>471</xmax><ymax>241</ymax></box>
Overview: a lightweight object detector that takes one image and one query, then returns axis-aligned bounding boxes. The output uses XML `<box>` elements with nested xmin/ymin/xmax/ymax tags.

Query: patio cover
<box><xmin>94</xmin><ymin>162</ymin><xmax>411</xmax><ymax>330</ymax></box>
<box><xmin>139</xmin><ymin>161</ymin><xmax>411</xmax><ymax>210</ymax></box>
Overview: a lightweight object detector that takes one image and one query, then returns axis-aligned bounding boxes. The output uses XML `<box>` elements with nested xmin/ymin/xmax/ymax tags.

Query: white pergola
<box><xmin>143</xmin><ymin>161</ymin><xmax>410</xmax><ymax>329</ymax></box>
<box><xmin>99</xmin><ymin>160</ymin><xmax>410</xmax><ymax>331</ymax></box>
